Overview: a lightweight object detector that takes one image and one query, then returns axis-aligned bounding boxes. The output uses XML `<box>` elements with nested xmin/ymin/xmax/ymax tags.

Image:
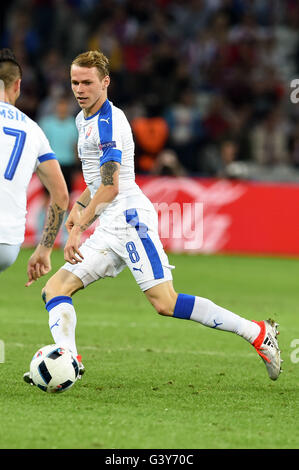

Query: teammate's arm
<box><xmin>26</xmin><ymin>160</ymin><xmax>69</xmax><ymax>286</ymax></box>
<box><xmin>64</xmin><ymin>161</ymin><xmax>120</xmax><ymax>264</ymax></box>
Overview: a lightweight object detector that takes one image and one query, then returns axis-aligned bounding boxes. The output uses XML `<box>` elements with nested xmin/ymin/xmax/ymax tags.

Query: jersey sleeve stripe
<box><xmin>100</xmin><ymin>149</ymin><xmax>122</xmax><ymax>166</ymax></box>
<box><xmin>98</xmin><ymin>101</ymin><xmax>122</xmax><ymax>165</ymax></box>
<box><xmin>38</xmin><ymin>152</ymin><xmax>57</xmax><ymax>163</ymax></box>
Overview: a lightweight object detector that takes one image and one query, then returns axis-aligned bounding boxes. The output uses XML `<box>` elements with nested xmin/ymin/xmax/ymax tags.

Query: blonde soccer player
<box><xmin>24</xmin><ymin>50</ymin><xmax>282</xmax><ymax>386</ymax></box>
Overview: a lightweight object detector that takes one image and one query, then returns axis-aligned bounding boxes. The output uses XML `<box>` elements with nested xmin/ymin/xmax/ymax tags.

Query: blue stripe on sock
<box><xmin>45</xmin><ymin>296</ymin><xmax>73</xmax><ymax>312</ymax></box>
<box><xmin>173</xmin><ymin>294</ymin><xmax>195</xmax><ymax>319</ymax></box>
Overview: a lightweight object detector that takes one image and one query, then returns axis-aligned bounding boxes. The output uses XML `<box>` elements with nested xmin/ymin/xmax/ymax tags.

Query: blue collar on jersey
<box><xmin>84</xmin><ymin>98</ymin><xmax>110</xmax><ymax>121</ymax></box>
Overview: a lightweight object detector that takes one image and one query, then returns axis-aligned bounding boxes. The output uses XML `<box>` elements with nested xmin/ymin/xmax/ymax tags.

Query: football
<box><xmin>30</xmin><ymin>344</ymin><xmax>79</xmax><ymax>393</ymax></box>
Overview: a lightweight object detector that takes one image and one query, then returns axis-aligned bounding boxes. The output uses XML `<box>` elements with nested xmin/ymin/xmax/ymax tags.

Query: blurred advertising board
<box><xmin>24</xmin><ymin>174</ymin><xmax>299</xmax><ymax>256</ymax></box>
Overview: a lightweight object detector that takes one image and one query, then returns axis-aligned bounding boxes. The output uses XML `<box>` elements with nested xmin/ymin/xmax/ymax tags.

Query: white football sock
<box><xmin>46</xmin><ymin>296</ymin><xmax>78</xmax><ymax>356</ymax></box>
<box><xmin>173</xmin><ymin>294</ymin><xmax>260</xmax><ymax>343</ymax></box>
<box><xmin>191</xmin><ymin>296</ymin><xmax>260</xmax><ymax>343</ymax></box>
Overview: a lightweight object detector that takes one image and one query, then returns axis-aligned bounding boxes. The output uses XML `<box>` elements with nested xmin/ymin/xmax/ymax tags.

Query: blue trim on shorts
<box><xmin>45</xmin><ymin>295</ymin><xmax>73</xmax><ymax>312</ymax></box>
<box><xmin>125</xmin><ymin>209</ymin><xmax>164</xmax><ymax>280</ymax></box>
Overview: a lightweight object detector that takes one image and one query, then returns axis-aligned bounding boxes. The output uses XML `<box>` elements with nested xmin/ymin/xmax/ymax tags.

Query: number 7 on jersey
<box><xmin>2</xmin><ymin>127</ymin><xmax>27</xmax><ymax>180</ymax></box>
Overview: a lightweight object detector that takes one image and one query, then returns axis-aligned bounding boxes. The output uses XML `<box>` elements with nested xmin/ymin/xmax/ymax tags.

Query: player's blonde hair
<box><xmin>71</xmin><ymin>50</ymin><xmax>109</xmax><ymax>79</ymax></box>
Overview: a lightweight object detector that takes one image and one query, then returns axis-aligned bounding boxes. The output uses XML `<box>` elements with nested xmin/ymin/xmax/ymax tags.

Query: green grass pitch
<box><xmin>0</xmin><ymin>248</ymin><xmax>298</xmax><ymax>449</ymax></box>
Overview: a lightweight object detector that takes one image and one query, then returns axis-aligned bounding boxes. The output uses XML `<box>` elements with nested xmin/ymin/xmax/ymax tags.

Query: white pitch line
<box><xmin>6</xmin><ymin>342</ymin><xmax>255</xmax><ymax>358</ymax></box>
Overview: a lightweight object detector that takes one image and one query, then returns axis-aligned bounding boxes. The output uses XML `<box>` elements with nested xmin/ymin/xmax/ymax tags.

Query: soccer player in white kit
<box><xmin>0</xmin><ymin>49</ymin><xmax>69</xmax><ymax>282</ymax></box>
<box><xmin>24</xmin><ymin>51</ymin><xmax>282</xmax><ymax>384</ymax></box>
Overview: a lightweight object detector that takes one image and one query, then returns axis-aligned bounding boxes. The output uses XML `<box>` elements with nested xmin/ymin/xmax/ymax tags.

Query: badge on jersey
<box><xmin>85</xmin><ymin>125</ymin><xmax>93</xmax><ymax>139</ymax></box>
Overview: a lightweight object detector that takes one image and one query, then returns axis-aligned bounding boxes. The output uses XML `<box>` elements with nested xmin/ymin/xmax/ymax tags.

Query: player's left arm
<box><xmin>77</xmin><ymin>160</ymin><xmax>120</xmax><ymax>231</ymax></box>
<box><xmin>64</xmin><ymin>161</ymin><xmax>120</xmax><ymax>264</ymax></box>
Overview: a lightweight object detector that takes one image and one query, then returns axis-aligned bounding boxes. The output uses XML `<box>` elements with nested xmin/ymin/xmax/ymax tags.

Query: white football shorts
<box><xmin>61</xmin><ymin>207</ymin><xmax>174</xmax><ymax>291</ymax></box>
<box><xmin>0</xmin><ymin>243</ymin><xmax>21</xmax><ymax>273</ymax></box>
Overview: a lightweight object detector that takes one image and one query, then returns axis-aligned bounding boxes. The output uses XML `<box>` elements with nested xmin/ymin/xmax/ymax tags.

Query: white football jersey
<box><xmin>76</xmin><ymin>99</ymin><xmax>153</xmax><ymax>223</ymax></box>
<box><xmin>0</xmin><ymin>101</ymin><xmax>57</xmax><ymax>244</ymax></box>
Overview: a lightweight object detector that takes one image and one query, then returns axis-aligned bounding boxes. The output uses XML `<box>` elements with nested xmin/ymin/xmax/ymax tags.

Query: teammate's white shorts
<box><xmin>0</xmin><ymin>243</ymin><xmax>21</xmax><ymax>273</ymax></box>
<box><xmin>62</xmin><ymin>208</ymin><xmax>174</xmax><ymax>291</ymax></box>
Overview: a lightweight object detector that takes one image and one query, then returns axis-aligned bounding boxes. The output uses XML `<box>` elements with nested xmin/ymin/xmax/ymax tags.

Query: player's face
<box><xmin>71</xmin><ymin>65</ymin><xmax>110</xmax><ymax>117</ymax></box>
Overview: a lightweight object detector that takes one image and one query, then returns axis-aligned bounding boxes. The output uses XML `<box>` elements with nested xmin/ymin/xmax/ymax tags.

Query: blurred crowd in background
<box><xmin>2</xmin><ymin>0</ymin><xmax>299</xmax><ymax>185</ymax></box>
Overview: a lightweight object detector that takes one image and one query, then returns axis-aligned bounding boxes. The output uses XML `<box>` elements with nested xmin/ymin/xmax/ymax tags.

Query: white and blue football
<box><xmin>30</xmin><ymin>344</ymin><xmax>79</xmax><ymax>393</ymax></box>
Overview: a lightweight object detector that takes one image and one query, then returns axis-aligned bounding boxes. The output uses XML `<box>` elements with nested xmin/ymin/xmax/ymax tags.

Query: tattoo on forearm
<box><xmin>101</xmin><ymin>161</ymin><xmax>118</xmax><ymax>186</ymax></box>
<box><xmin>40</xmin><ymin>203</ymin><xmax>65</xmax><ymax>248</ymax></box>
<box><xmin>73</xmin><ymin>162</ymin><xmax>117</xmax><ymax>232</ymax></box>
<box><xmin>76</xmin><ymin>214</ymin><xmax>99</xmax><ymax>232</ymax></box>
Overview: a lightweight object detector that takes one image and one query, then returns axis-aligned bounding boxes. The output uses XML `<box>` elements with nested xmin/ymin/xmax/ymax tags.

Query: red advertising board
<box><xmin>24</xmin><ymin>174</ymin><xmax>299</xmax><ymax>256</ymax></box>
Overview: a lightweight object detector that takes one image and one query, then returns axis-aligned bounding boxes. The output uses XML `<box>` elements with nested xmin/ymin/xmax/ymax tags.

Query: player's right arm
<box><xmin>26</xmin><ymin>159</ymin><xmax>69</xmax><ymax>286</ymax></box>
<box><xmin>64</xmin><ymin>186</ymin><xmax>91</xmax><ymax>234</ymax></box>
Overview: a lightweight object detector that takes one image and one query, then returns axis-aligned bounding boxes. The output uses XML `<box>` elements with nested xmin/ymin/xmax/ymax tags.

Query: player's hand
<box><xmin>26</xmin><ymin>245</ymin><xmax>52</xmax><ymax>287</ymax></box>
<box><xmin>65</xmin><ymin>205</ymin><xmax>82</xmax><ymax>234</ymax></box>
<box><xmin>64</xmin><ymin>226</ymin><xmax>84</xmax><ymax>265</ymax></box>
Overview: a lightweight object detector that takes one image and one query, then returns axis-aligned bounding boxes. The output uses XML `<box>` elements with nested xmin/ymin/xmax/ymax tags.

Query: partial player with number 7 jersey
<box><xmin>0</xmin><ymin>48</ymin><xmax>69</xmax><ymax>278</ymax></box>
<box><xmin>0</xmin><ymin>102</ymin><xmax>56</xmax><ymax>245</ymax></box>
